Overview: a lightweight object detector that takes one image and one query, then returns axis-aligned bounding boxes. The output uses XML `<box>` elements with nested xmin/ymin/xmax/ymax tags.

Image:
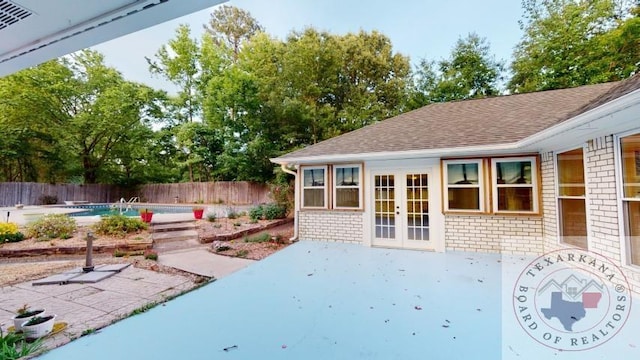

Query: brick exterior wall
<box><xmin>299</xmin><ymin>211</ymin><xmax>363</xmax><ymax>243</ymax></box>
<box><xmin>541</xmin><ymin>136</ymin><xmax>640</xmax><ymax>294</ymax></box>
<box><xmin>445</xmin><ymin>215</ymin><xmax>543</xmax><ymax>255</ymax></box>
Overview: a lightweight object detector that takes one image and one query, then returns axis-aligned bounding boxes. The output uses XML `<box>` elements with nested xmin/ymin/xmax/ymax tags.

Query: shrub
<box><xmin>113</xmin><ymin>249</ymin><xmax>126</xmax><ymax>257</ymax></box>
<box><xmin>263</xmin><ymin>203</ymin><xmax>286</xmax><ymax>220</ymax></box>
<box><xmin>0</xmin><ymin>222</ymin><xmax>25</xmax><ymax>243</ymax></box>
<box><xmin>248</xmin><ymin>206</ymin><xmax>264</xmax><ymax>221</ymax></box>
<box><xmin>38</xmin><ymin>195</ymin><xmax>58</xmax><ymax>205</ymax></box>
<box><xmin>0</xmin><ymin>325</ymin><xmax>43</xmax><ymax>360</ymax></box>
<box><xmin>227</xmin><ymin>207</ymin><xmax>239</xmax><ymax>219</ymax></box>
<box><xmin>144</xmin><ymin>250</ymin><xmax>158</xmax><ymax>261</ymax></box>
<box><xmin>244</xmin><ymin>233</ymin><xmax>271</xmax><ymax>243</ymax></box>
<box><xmin>206</xmin><ymin>213</ymin><xmax>217</xmax><ymax>222</ymax></box>
<box><xmin>235</xmin><ymin>249</ymin><xmax>249</xmax><ymax>258</ymax></box>
<box><xmin>269</xmin><ymin>172</ymin><xmax>294</xmax><ymax>215</ymax></box>
<box><xmin>26</xmin><ymin>214</ymin><xmax>76</xmax><ymax>240</ymax></box>
<box><xmin>93</xmin><ymin>215</ymin><xmax>148</xmax><ymax>237</ymax></box>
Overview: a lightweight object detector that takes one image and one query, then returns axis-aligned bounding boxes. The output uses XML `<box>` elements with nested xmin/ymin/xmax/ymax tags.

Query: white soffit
<box><xmin>0</xmin><ymin>0</ymin><xmax>225</xmax><ymax>77</ymax></box>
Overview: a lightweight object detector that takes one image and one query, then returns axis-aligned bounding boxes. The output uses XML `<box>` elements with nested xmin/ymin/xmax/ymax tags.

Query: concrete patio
<box><xmin>33</xmin><ymin>241</ymin><xmax>640</xmax><ymax>359</ymax></box>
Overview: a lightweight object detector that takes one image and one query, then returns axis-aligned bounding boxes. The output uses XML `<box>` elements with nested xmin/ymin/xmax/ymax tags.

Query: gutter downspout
<box><xmin>280</xmin><ymin>163</ymin><xmax>299</xmax><ymax>242</ymax></box>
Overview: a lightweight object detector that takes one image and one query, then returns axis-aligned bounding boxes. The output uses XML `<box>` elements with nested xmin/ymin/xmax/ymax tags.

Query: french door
<box><xmin>372</xmin><ymin>170</ymin><xmax>433</xmax><ymax>250</ymax></box>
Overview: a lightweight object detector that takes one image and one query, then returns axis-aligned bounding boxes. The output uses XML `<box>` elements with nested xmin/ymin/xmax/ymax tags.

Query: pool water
<box><xmin>67</xmin><ymin>204</ymin><xmax>194</xmax><ymax>217</ymax></box>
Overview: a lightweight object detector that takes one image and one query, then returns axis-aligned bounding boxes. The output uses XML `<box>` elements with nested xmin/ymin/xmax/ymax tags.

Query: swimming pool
<box><xmin>66</xmin><ymin>204</ymin><xmax>194</xmax><ymax>217</ymax></box>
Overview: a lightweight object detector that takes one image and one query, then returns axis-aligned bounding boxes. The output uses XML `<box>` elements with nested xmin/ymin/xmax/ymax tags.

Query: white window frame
<box><xmin>615</xmin><ymin>130</ymin><xmax>640</xmax><ymax>267</ymax></box>
<box><xmin>333</xmin><ymin>164</ymin><xmax>363</xmax><ymax>210</ymax></box>
<box><xmin>554</xmin><ymin>146</ymin><xmax>590</xmax><ymax>248</ymax></box>
<box><xmin>442</xmin><ymin>159</ymin><xmax>484</xmax><ymax>212</ymax></box>
<box><xmin>491</xmin><ymin>156</ymin><xmax>539</xmax><ymax>214</ymax></box>
<box><xmin>301</xmin><ymin>165</ymin><xmax>328</xmax><ymax>209</ymax></box>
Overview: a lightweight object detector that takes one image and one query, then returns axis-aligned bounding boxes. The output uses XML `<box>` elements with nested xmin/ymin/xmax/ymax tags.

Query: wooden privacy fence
<box><xmin>0</xmin><ymin>182</ymin><xmax>271</xmax><ymax>206</ymax></box>
<box><xmin>0</xmin><ymin>183</ymin><xmax>125</xmax><ymax>206</ymax></box>
<box><xmin>139</xmin><ymin>182</ymin><xmax>271</xmax><ymax>205</ymax></box>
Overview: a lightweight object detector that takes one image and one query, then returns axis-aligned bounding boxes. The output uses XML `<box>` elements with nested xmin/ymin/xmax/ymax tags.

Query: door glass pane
<box><xmin>406</xmin><ymin>173</ymin><xmax>429</xmax><ymax>242</ymax></box>
<box><xmin>375</xmin><ymin>175</ymin><xmax>396</xmax><ymax>240</ymax></box>
<box><xmin>557</xmin><ymin>149</ymin><xmax>585</xmax><ymax>197</ymax></box>
<box><xmin>559</xmin><ymin>198</ymin><xmax>587</xmax><ymax>249</ymax></box>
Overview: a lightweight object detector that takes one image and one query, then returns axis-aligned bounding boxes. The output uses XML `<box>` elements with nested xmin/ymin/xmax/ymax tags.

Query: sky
<box><xmin>91</xmin><ymin>0</ymin><xmax>525</xmax><ymax>92</ymax></box>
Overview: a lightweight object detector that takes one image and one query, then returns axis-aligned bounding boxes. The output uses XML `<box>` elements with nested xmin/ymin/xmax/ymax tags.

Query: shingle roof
<box><xmin>274</xmin><ymin>74</ymin><xmax>640</xmax><ymax>163</ymax></box>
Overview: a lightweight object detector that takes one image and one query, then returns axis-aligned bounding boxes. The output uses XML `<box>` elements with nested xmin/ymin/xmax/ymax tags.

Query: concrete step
<box><xmin>152</xmin><ymin>229</ymin><xmax>199</xmax><ymax>243</ymax></box>
<box><xmin>153</xmin><ymin>238</ymin><xmax>203</xmax><ymax>252</ymax></box>
<box><xmin>152</xmin><ymin>222</ymin><xmax>196</xmax><ymax>233</ymax></box>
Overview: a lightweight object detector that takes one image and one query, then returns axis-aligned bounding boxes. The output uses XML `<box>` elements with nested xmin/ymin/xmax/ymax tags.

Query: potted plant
<box><xmin>139</xmin><ymin>208</ymin><xmax>153</xmax><ymax>223</ymax></box>
<box><xmin>12</xmin><ymin>304</ymin><xmax>45</xmax><ymax>332</ymax></box>
<box><xmin>22</xmin><ymin>314</ymin><xmax>56</xmax><ymax>339</ymax></box>
<box><xmin>192</xmin><ymin>206</ymin><xmax>204</xmax><ymax>220</ymax></box>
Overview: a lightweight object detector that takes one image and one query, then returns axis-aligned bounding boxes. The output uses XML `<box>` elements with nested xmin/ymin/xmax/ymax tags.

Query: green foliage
<box><xmin>0</xmin><ymin>223</ymin><xmax>25</xmax><ymax>243</ymax></box>
<box><xmin>235</xmin><ymin>249</ymin><xmax>249</xmax><ymax>258</ymax></box>
<box><xmin>244</xmin><ymin>233</ymin><xmax>271</xmax><ymax>243</ymax></box>
<box><xmin>26</xmin><ymin>214</ymin><xmax>76</xmax><ymax>240</ymax></box>
<box><xmin>144</xmin><ymin>250</ymin><xmax>158</xmax><ymax>261</ymax></box>
<box><xmin>0</xmin><ymin>326</ymin><xmax>43</xmax><ymax>360</ymax></box>
<box><xmin>206</xmin><ymin>213</ymin><xmax>217</xmax><ymax>222</ymax></box>
<box><xmin>263</xmin><ymin>203</ymin><xmax>286</xmax><ymax>220</ymax></box>
<box><xmin>410</xmin><ymin>33</ymin><xmax>504</xmax><ymax>107</ymax></box>
<box><xmin>93</xmin><ymin>215</ymin><xmax>148</xmax><ymax>237</ymax></box>
<box><xmin>113</xmin><ymin>249</ymin><xmax>126</xmax><ymax>257</ymax></box>
<box><xmin>39</xmin><ymin>195</ymin><xmax>58</xmax><ymax>205</ymax></box>
<box><xmin>509</xmin><ymin>0</ymin><xmax>640</xmax><ymax>92</ymax></box>
<box><xmin>269</xmin><ymin>170</ymin><xmax>294</xmax><ymax>215</ymax></box>
<box><xmin>248</xmin><ymin>205</ymin><xmax>264</xmax><ymax>221</ymax></box>
<box><xmin>227</xmin><ymin>208</ymin><xmax>239</xmax><ymax>219</ymax></box>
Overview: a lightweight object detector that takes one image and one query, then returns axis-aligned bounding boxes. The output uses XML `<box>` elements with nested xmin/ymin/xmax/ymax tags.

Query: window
<box><xmin>492</xmin><ymin>157</ymin><xmax>539</xmax><ymax>213</ymax></box>
<box><xmin>620</xmin><ymin>133</ymin><xmax>640</xmax><ymax>266</ymax></box>
<box><xmin>334</xmin><ymin>165</ymin><xmax>362</xmax><ymax>209</ymax></box>
<box><xmin>556</xmin><ymin>148</ymin><xmax>587</xmax><ymax>249</ymax></box>
<box><xmin>302</xmin><ymin>166</ymin><xmax>327</xmax><ymax>208</ymax></box>
<box><xmin>443</xmin><ymin>160</ymin><xmax>484</xmax><ymax>212</ymax></box>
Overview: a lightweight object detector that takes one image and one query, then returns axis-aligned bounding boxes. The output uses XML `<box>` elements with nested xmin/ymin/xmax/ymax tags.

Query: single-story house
<box><xmin>271</xmin><ymin>74</ymin><xmax>640</xmax><ymax>293</ymax></box>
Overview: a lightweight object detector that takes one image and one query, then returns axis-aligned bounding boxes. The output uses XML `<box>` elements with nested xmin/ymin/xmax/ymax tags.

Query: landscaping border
<box><xmin>0</xmin><ymin>242</ymin><xmax>152</xmax><ymax>258</ymax></box>
<box><xmin>199</xmin><ymin>217</ymin><xmax>293</xmax><ymax>243</ymax></box>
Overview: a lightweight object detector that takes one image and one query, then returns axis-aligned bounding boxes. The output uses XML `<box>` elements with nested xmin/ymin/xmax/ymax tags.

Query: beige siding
<box><xmin>299</xmin><ymin>211</ymin><xmax>363</xmax><ymax>243</ymax></box>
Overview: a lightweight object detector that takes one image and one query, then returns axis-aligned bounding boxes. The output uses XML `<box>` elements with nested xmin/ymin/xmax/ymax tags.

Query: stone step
<box><xmin>152</xmin><ymin>222</ymin><xmax>196</xmax><ymax>233</ymax></box>
<box><xmin>152</xmin><ymin>229</ymin><xmax>199</xmax><ymax>243</ymax></box>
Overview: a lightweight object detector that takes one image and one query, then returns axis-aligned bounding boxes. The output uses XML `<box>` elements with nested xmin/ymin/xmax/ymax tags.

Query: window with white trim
<box><xmin>443</xmin><ymin>159</ymin><xmax>484</xmax><ymax>212</ymax></box>
<box><xmin>556</xmin><ymin>148</ymin><xmax>587</xmax><ymax>249</ymax></box>
<box><xmin>492</xmin><ymin>157</ymin><xmax>539</xmax><ymax>213</ymax></box>
<box><xmin>302</xmin><ymin>166</ymin><xmax>327</xmax><ymax>208</ymax></box>
<box><xmin>333</xmin><ymin>164</ymin><xmax>362</xmax><ymax>209</ymax></box>
<box><xmin>620</xmin><ymin>133</ymin><xmax>640</xmax><ymax>266</ymax></box>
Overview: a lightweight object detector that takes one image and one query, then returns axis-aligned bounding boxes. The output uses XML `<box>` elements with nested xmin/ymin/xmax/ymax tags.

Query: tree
<box><xmin>410</xmin><ymin>33</ymin><xmax>504</xmax><ymax>107</ymax></box>
<box><xmin>147</xmin><ymin>24</ymin><xmax>202</xmax><ymax>123</ymax></box>
<box><xmin>204</xmin><ymin>5</ymin><xmax>263</xmax><ymax>61</ymax></box>
<box><xmin>509</xmin><ymin>0</ymin><xmax>640</xmax><ymax>93</ymax></box>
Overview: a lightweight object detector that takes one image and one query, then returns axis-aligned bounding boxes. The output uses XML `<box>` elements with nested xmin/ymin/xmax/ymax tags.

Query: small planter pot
<box><xmin>12</xmin><ymin>309</ymin><xmax>45</xmax><ymax>332</ymax></box>
<box><xmin>193</xmin><ymin>208</ymin><xmax>204</xmax><ymax>220</ymax></box>
<box><xmin>22</xmin><ymin>314</ymin><xmax>56</xmax><ymax>339</ymax></box>
<box><xmin>140</xmin><ymin>211</ymin><xmax>153</xmax><ymax>223</ymax></box>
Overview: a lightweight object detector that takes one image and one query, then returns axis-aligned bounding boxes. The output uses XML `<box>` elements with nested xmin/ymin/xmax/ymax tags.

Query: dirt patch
<box><xmin>209</xmin><ymin>223</ymin><xmax>294</xmax><ymax>260</ymax></box>
<box><xmin>196</xmin><ymin>216</ymin><xmax>292</xmax><ymax>243</ymax></box>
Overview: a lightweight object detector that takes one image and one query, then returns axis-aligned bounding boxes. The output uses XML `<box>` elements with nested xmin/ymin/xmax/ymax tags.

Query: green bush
<box><xmin>248</xmin><ymin>206</ymin><xmax>264</xmax><ymax>221</ymax></box>
<box><xmin>244</xmin><ymin>233</ymin><xmax>271</xmax><ymax>243</ymax></box>
<box><xmin>263</xmin><ymin>203</ymin><xmax>286</xmax><ymax>220</ymax></box>
<box><xmin>0</xmin><ymin>325</ymin><xmax>43</xmax><ymax>360</ymax></box>
<box><xmin>206</xmin><ymin>213</ymin><xmax>217</xmax><ymax>222</ymax></box>
<box><xmin>227</xmin><ymin>207</ymin><xmax>239</xmax><ymax>219</ymax></box>
<box><xmin>93</xmin><ymin>215</ymin><xmax>148</xmax><ymax>237</ymax></box>
<box><xmin>0</xmin><ymin>222</ymin><xmax>25</xmax><ymax>243</ymax></box>
<box><xmin>144</xmin><ymin>250</ymin><xmax>158</xmax><ymax>261</ymax></box>
<box><xmin>26</xmin><ymin>214</ymin><xmax>76</xmax><ymax>240</ymax></box>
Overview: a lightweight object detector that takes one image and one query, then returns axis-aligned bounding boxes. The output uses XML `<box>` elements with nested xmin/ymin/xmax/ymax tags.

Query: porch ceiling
<box><xmin>0</xmin><ymin>0</ymin><xmax>226</xmax><ymax>77</ymax></box>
